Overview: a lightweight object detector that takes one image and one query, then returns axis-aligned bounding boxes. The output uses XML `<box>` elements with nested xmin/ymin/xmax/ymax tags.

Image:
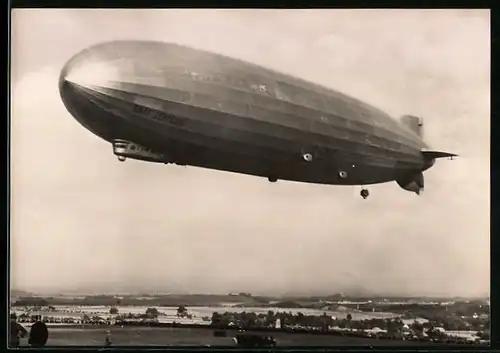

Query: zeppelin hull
<box><xmin>60</xmin><ymin>41</ymin><xmax>429</xmax><ymax>185</ymax></box>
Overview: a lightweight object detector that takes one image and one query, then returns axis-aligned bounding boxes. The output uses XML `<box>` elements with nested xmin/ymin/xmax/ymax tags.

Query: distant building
<box><xmin>433</xmin><ymin>327</ymin><xmax>446</xmax><ymax>333</ymax></box>
<box><xmin>366</xmin><ymin>327</ymin><xmax>387</xmax><ymax>335</ymax></box>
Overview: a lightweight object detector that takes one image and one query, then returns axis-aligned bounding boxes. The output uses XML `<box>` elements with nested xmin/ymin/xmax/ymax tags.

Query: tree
<box><xmin>410</xmin><ymin>321</ymin><xmax>424</xmax><ymax>336</ymax></box>
<box><xmin>211</xmin><ymin>312</ymin><xmax>222</xmax><ymax>326</ymax></box>
<box><xmin>109</xmin><ymin>307</ymin><xmax>119</xmax><ymax>315</ymax></box>
<box><xmin>145</xmin><ymin>307</ymin><xmax>159</xmax><ymax>318</ymax></box>
<box><xmin>242</xmin><ymin>312</ymin><xmax>258</xmax><ymax>328</ymax></box>
<box><xmin>321</xmin><ymin>312</ymin><xmax>331</xmax><ymax>331</ymax></box>
<box><xmin>276</xmin><ymin>312</ymin><xmax>287</xmax><ymax>327</ymax></box>
<box><xmin>266</xmin><ymin>310</ymin><xmax>276</xmax><ymax>327</ymax></box>
<box><xmin>177</xmin><ymin>305</ymin><xmax>188</xmax><ymax>317</ymax></box>
<box><xmin>387</xmin><ymin>320</ymin><xmax>403</xmax><ymax>339</ymax></box>
<box><xmin>296</xmin><ymin>312</ymin><xmax>305</xmax><ymax>325</ymax></box>
<box><xmin>477</xmin><ymin>331</ymin><xmax>490</xmax><ymax>340</ymax></box>
<box><xmin>346</xmin><ymin>313</ymin><xmax>352</xmax><ymax>330</ymax></box>
<box><xmin>426</xmin><ymin>327</ymin><xmax>446</xmax><ymax>340</ymax></box>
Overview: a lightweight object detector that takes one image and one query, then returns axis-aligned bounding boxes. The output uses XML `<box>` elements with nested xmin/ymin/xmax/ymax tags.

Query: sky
<box><xmin>10</xmin><ymin>9</ymin><xmax>490</xmax><ymax>297</ymax></box>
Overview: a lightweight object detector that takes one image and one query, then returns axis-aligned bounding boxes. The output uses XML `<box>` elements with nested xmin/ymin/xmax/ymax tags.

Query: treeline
<box><xmin>210</xmin><ymin>310</ymin><xmax>490</xmax><ymax>335</ymax></box>
<box><xmin>341</xmin><ymin>302</ymin><xmax>489</xmax><ymax>320</ymax></box>
<box><xmin>13</xmin><ymin>298</ymin><xmax>50</xmax><ymax>307</ymax></box>
<box><xmin>17</xmin><ymin>306</ymin><xmax>207</xmax><ymax>325</ymax></box>
<box><xmin>11</xmin><ymin>295</ymin><xmax>268</xmax><ymax>307</ymax></box>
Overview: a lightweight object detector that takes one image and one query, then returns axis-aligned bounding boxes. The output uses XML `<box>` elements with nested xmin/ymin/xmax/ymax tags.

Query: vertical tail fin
<box><xmin>400</xmin><ymin>115</ymin><xmax>423</xmax><ymax>138</ymax></box>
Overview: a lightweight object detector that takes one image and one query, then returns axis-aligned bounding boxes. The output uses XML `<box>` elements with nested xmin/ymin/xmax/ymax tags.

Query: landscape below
<box><xmin>10</xmin><ymin>291</ymin><xmax>490</xmax><ymax>346</ymax></box>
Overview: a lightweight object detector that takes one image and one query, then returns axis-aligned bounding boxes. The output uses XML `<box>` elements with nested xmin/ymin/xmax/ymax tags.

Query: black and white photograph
<box><xmin>10</xmin><ymin>9</ymin><xmax>490</xmax><ymax>348</ymax></box>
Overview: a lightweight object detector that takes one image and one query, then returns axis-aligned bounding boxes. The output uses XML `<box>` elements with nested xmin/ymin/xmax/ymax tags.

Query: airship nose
<box><xmin>58</xmin><ymin>55</ymin><xmax>96</xmax><ymax>132</ymax></box>
<box><xmin>59</xmin><ymin>49</ymin><xmax>120</xmax><ymax>108</ymax></box>
<box><xmin>59</xmin><ymin>59</ymin><xmax>72</xmax><ymax>104</ymax></box>
<box><xmin>58</xmin><ymin>47</ymin><xmax>126</xmax><ymax>141</ymax></box>
<box><xmin>59</xmin><ymin>49</ymin><xmax>92</xmax><ymax>115</ymax></box>
<box><xmin>59</xmin><ymin>57</ymin><xmax>86</xmax><ymax>125</ymax></box>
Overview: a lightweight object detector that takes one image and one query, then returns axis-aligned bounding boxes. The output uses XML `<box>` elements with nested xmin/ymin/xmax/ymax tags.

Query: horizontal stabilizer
<box><xmin>421</xmin><ymin>149</ymin><xmax>458</xmax><ymax>160</ymax></box>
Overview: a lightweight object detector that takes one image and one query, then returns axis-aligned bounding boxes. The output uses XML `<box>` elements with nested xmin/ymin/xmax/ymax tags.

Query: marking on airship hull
<box><xmin>132</xmin><ymin>104</ymin><xmax>185</xmax><ymax>127</ymax></box>
<box><xmin>85</xmin><ymin>84</ymin><xmax>193</xmax><ymax>130</ymax></box>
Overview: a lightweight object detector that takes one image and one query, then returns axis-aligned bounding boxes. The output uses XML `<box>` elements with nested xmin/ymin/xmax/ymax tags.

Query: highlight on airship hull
<box><xmin>59</xmin><ymin>40</ymin><xmax>456</xmax><ymax>197</ymax></box>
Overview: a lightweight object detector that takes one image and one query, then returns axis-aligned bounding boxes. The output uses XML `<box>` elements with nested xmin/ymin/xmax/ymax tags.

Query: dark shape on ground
<box><xmin>235</xmin><ymin>334</ymin><xmax>277</xmax><ymax>347</ymax></box>
<box><xmin>29</xmin><ymin>321</ymin><xmax>49</xmax><ymax>347</ymax></box>
<box><xmin>9</xmin><ymin>313</ymin><xmax>28</xmax><ymax>348</ymax></box>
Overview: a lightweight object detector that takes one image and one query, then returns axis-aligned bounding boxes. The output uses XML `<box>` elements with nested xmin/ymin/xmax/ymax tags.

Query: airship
<box><xmin>59</xmin><ymin>40</ymin><xmax>456</xmax><ymax>199</ymax></box>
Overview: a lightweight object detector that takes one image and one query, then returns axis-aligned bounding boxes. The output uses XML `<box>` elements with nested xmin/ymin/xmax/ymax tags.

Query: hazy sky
<box><xmin>10</xmin><ymin>9</ymin><xmax>490</xmax><ymax>297</ymax></box>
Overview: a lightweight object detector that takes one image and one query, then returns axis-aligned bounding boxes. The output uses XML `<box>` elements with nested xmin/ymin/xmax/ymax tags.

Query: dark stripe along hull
<box><xmin>60</xmin><ymin>41</ymin><xmax>428</xmax><ymax>185</ymax></box>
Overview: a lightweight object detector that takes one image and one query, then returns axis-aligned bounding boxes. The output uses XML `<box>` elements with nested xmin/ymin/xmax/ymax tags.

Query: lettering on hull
<box><xmin>132</xmin><ymin>105</ymin><xmax>185</xmax><ymax>127</ymax></box>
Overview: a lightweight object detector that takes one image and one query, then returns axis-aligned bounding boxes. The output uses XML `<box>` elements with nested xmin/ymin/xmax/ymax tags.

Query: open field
<box><xmin>15</xmin><ymin>325</ymin><xmax>455</xmax><ymax>347</ymax></box>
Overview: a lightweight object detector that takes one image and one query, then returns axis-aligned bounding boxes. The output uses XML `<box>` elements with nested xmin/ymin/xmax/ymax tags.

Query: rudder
<box><xmin>400</xmin><ymin>115</ymin><xmax>423</xmax><ymax>138</ymax></box>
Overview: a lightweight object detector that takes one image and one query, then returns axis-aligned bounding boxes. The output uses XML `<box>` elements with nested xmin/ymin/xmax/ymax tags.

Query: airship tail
<box><xmin>396</xmin><ymin>149</ymin><xmax>457</xmax><ymax>195</ymax></box>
